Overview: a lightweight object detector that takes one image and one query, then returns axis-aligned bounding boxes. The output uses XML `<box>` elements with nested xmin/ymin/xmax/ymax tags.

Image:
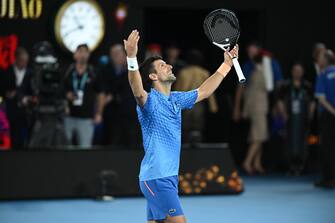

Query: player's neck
<box><xmin>154</xmin><ymin>83</ymin><xmax>171</xmax><ymax>96</ymax></box>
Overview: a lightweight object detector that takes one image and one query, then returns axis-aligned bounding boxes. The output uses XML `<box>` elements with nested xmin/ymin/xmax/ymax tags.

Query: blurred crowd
<box><xmin>0</xmin><ymin>41</ymin><xmax>335</xmax><ymax>187</ymax></box>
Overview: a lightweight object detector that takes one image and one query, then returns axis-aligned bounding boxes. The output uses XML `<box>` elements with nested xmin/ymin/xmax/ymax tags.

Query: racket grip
<box><xmin>232</xmin><ymin>58</ymin><xmax>246</xmax><ymax>83</ymax></box>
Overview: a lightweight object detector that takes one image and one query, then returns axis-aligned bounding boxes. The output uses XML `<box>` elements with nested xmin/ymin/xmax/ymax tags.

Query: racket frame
<box><xmin>204</xmin><ymin>9</ymin><xmax>246</xmax><ymax>83</ymax></box>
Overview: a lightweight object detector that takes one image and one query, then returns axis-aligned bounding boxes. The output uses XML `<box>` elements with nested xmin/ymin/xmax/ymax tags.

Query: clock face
<box><xmin>54</xmin><ymin>0</ymin><xmax>105</xmax><ymax>53</ymax></box>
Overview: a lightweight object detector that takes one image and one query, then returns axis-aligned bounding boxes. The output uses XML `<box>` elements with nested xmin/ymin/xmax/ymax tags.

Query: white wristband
<box><xmin>127</xmin><ymin>57</ymin><xmax>139</xmax><ymax>71</ymax></box>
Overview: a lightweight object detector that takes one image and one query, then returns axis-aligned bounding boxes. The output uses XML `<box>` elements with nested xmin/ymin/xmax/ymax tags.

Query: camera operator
<box><xmin>27</xmin><ymin>41</ymin><xmax>68</xmax><ymax>148</ymax></box>
<box><xmin>64</xmin><ymin>44</ymin><xmax>105</xmax><ymax>147</ymax></box>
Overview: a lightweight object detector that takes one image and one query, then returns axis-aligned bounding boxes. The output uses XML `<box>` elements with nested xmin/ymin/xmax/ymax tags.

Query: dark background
<box><xmin>0</xmin><ymin>0</ymin><xmax>331</xmax><ymax>199</ymax></box>
<box><xmin>1</xmin><ymin>0</ymin><xmax>334</xmax><ymax>75</ymax></box>
<box><xmin>1</xmin><ymin>0</ymin><xmax>333</xmax><ymax>160</ymax></box>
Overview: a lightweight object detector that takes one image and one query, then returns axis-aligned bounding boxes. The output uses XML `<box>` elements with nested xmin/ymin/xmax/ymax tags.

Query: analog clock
<box><xmin>54</xmin><ymin>0</ymin><xmax>105</xmax><ymax>52</ymax></box>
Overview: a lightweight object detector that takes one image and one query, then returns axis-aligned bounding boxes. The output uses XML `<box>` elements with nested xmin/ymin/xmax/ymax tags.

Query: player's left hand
<box><xmin>124</xmin><ymin>30</ymin><xmax>140</xmax><ymax>58</ymax></box>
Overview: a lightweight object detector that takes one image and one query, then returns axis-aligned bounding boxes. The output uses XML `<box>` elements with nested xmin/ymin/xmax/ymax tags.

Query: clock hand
<box><xmin>63</xmin><ymin>26</ymin><xmax>83</xmax><ymax>38</ymax></box>
<box><xmin>74</xmin><ymin>16</ymin><xmax>84</xmax><ymax>27</ymax></box>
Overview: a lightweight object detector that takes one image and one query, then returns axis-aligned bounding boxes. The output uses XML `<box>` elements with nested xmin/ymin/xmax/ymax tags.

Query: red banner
<box><xmin>0</xmin><ymin>34</ymin><xmax>18</xmax><ymax>70</ymax></box>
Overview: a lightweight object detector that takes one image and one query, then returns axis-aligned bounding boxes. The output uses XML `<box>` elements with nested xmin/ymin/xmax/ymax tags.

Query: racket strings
<box><xmin>211</xmin><ymin>17</ymin><xmax>238</xmax><ymax>44</ymax></box>
<box><xmin>203</xmin><ymin>9</ymin><xmax>240</xmax><ymax>47</ymax></box>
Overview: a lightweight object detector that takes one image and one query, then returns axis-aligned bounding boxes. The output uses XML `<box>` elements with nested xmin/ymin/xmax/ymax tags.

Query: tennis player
<box><xmin>124</xmin><ymin>30</ymin><xmax>238</xmax><ymax>223</ymax></box>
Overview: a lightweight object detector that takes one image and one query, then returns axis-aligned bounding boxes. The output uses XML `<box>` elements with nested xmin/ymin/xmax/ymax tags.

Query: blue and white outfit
<box><xmin>137</xmin><ymin>88</ymin><xmax>198</xmax><ymax>221</ymax></box>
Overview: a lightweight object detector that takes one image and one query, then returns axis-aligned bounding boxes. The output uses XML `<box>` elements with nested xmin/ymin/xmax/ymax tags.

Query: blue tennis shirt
<box><xmin>136</xmin><ymin>88</ymin><xmax>198</xmax><ymax>181</ymax></box>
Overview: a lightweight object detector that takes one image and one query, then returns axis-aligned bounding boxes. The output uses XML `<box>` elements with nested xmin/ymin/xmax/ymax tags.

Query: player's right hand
<box><xmin>224</xmin><ymin>44</ymin><xmax>239</xmax><ymax>67</ymax></box>
<box><xmin>124</xmin><ymin>30</ymin><xmax>140</xmax><ymax>58</ymax></box>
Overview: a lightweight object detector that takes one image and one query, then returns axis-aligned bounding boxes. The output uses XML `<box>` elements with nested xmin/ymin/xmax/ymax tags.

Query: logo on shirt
<box><xmin>169</xmin><ymin>208</ymin><xmax>176</xmax><ymax>214</ymax></box>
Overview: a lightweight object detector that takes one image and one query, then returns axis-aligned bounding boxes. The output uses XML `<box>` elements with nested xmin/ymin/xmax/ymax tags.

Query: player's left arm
<box><xmin>195</xmin><ymin>46</ymin><xmax>238</xmax><ymax>103</ymax></box>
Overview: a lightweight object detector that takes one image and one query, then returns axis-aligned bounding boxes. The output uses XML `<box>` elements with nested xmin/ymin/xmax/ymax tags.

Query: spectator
<box><xmin>314</xmin><ymin>49</ymin><xmax>335</xmax><ymax>189</ymax></box>
<box><xmin>64</xmin><ymin>44</ymin><xmax>105</xmax><ymax>147</ymax></box>
<box><xmin>98</xmin><ymin>44</ymin><xmax>141</xmax><ymax>146</ymax></box>
<box><xmin>174</xmin><ymin>49</ymin><xmax>218</xmax><ymax>143</ymax></box>
<box><xmin>234</xmin><ymin>42</ymin><xmax>283</xmax><ymax>174</ymax></box>
<box><xmin>307</xmin><ymin>42</ymin><xmax>327</xmax><ymax>86</ymax></box>
<box><xmin>277</xmin><ymin>62</ymin><xmax>315</xmax><ymax>176</ymax></box>
<box><xmin>2</xmin><ymin>47</ymin><xmax>33</xmax><ymax>149</ymax></box>
<box><xmin>234</xmin><ymin>54</ymin><xmax>268</xmax><ymax>175</ymax></box>
<box><xmin>240</xmin><ymin>42</ymin><xmax>283</xmax><ymax>92</ymax></box>
<box><xmin>307</xmin><ymin>43</ymin><xmax>328</xmax><ymax>143</ymax></box>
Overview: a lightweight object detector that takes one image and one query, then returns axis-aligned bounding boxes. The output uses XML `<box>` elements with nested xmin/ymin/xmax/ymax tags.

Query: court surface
<box><xmin>1</xmin><ymin>175</ymin><xmax>335</xmax><ymax>223</ymax></box>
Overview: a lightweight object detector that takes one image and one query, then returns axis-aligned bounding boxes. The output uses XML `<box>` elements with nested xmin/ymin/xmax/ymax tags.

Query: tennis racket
<box><xmin>203</xmin><ymin>9</ymin><xmax>246</xmax><ymax>83</ymax></box>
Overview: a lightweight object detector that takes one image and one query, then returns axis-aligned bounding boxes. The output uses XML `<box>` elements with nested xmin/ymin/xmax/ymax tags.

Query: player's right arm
<box><xmin>124</xmin><ymin>30</ymin><xmax>148</xmax><ymax>107</ymax></box>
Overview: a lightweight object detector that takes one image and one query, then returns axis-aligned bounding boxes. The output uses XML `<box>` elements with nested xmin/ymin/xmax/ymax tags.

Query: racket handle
<box><xmin>232</xmin><ymin>58</ymin><xmax>246</xmax><ymax>83</ymax></box>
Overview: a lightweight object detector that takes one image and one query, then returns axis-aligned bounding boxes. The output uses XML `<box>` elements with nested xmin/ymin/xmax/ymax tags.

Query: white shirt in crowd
<box><xmin>13</xmin><ymin>65</ymin><xmax>26</xmax><ymax>87</ymax></box>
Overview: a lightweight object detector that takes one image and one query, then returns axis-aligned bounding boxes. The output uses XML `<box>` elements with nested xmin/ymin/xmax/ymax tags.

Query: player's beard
<box><xmin>167</xmin><ymin>73</ymin><xmax>176</xmax><ymax>83</ymax></box>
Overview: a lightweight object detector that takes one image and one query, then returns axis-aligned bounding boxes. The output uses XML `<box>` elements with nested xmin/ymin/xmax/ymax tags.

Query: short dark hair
<box><xmin>139</xmin><ymin>55</ymin><xmax>162</xmax><ymax>86</ymax></box>
<box><xmin>76</xmin><ymin>43</ymin><xmax>89</xmax><ymax>51</ymax></box>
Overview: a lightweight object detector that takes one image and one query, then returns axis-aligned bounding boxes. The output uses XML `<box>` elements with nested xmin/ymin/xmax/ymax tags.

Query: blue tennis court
<box><xmin>1</xmin><ymin>175</ymin><xmax>334</xmax><ymax>223</ymax></box>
